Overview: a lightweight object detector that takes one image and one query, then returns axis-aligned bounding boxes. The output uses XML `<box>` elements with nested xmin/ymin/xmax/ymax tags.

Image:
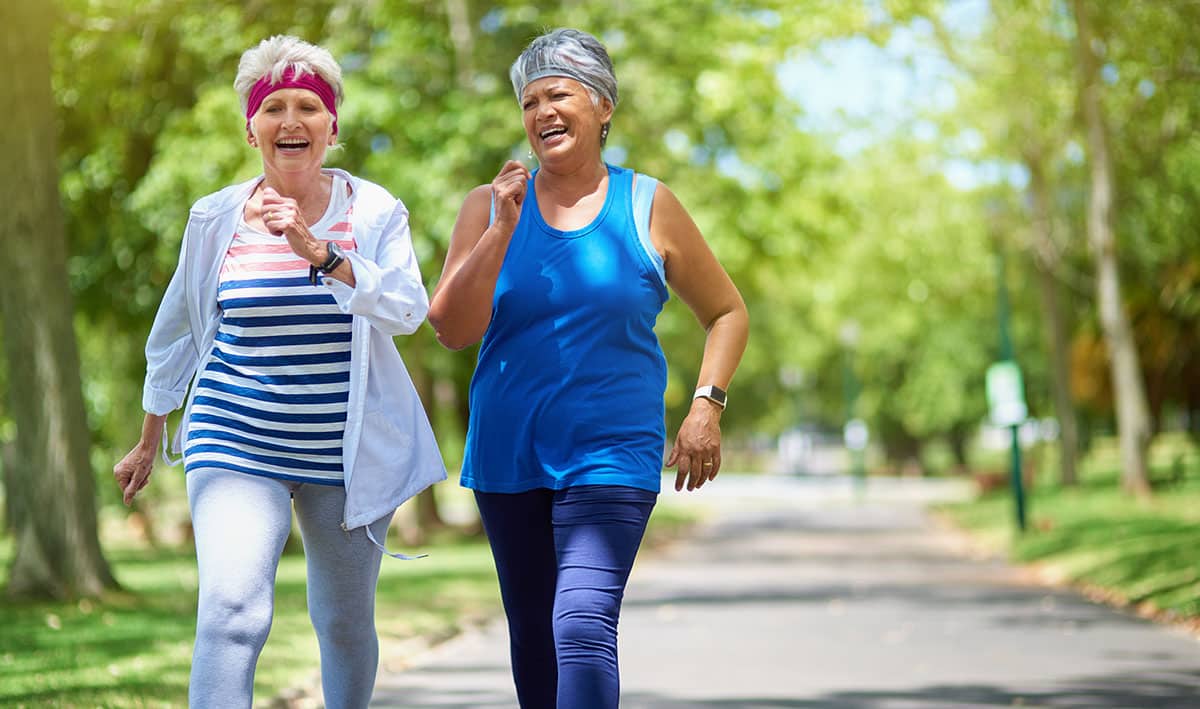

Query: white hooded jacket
<box><xmin>142</xmin><ymin>169</ymin><xmax>446</xmax><ymax>541</ymax></box>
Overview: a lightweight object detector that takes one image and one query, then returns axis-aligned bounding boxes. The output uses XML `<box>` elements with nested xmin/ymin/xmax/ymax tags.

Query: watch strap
<box><xmin>693</xmin><ymin>384</ymin><xmax>727</xmax><ymax>409</ymax></box>
<box><xmin>310</xmin><ymin>242</ymin><xmax>345</xmax><ymax>285</ymax></box>
<box><xmin>318</xmin><ymin>241</ymin><xmax>345</xmax><ymax>274</ymax></box>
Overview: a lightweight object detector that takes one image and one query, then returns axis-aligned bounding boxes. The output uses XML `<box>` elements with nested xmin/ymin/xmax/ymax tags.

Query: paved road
<box><xmin>371</xmin><ymin>475</ymin><xmax>1200</xmax><ymax>708</ymax></box>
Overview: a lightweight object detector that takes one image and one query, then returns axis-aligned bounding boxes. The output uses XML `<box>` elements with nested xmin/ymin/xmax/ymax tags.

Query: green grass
<box><xmin>941</xmin><ymin>433</ymin><xmax>1200</xmax><ymax>620</ymax></box>
<box><xmin>0</xmin><ymin>534</ymin><xmax>498</xmax><ymax>708</ymax></box>
<box><xmin>0</xmin><ymin>502</ymin><xmax>699</xmax><ymax>707</ymax></box>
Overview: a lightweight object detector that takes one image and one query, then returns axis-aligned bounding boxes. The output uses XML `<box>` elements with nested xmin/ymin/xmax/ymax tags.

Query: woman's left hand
<box><xmin>262</xmin><ymin>187</ymin><xmax>321</xmax><ymax>263</ymax></box>
<box><xmin>667</xmin><ymin>399</ymin><xmax>723</xmax><ymax>492</ymax></box>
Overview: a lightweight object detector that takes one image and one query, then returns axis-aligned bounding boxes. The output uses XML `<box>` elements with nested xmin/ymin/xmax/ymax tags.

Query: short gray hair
<box><xmin>234</xmin><ymin>35</ymin><xmax>344</xmax><ymax>115</ymax></box>
<box><xmin>509</xmin><ymin>28</ymin><xmax>618</xmax><ymax>109</ymax></box>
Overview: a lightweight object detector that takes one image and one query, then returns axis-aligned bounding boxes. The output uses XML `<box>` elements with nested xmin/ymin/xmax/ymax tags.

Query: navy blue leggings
<box><xmin>474</xmin><ymin>485</ymin><xmax>657</xmax><ymax>709</ymax></box>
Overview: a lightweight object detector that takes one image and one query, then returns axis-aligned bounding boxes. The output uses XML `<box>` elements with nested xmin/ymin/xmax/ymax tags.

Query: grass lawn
<box><xmin>0</xmin><ymin>499</ymin><xmax>699</xmax><ymax>707</ymax></box>
<box><xmin>940</xmin><ymin>433</ymin><xmax>1200</xmax><ymax>622</ymax></box>
<box><xmin>0</xmin><ymin>533</ymin><xmax>498</xmax><ymax>708</ymax></box>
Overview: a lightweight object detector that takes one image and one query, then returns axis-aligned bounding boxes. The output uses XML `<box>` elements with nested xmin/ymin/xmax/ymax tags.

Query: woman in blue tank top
<box><xmin>429</xmin><ymin>28</ymin><xmax>749</xmax><ymax>709</ymax></box>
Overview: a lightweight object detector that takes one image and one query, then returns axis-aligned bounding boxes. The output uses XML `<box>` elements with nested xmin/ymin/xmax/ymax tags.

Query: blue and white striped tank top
<box><xmin>184</xmin><ymin>177</ymin><xmax>356</xmax><ymax>486</ymax></box>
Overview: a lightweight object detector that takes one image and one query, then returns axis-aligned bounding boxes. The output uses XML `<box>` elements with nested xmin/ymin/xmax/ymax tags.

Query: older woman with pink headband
<box><xmin>113</xmin><ymin>35</ymin><xmax>444</xmax><ymax>708</ymax></box>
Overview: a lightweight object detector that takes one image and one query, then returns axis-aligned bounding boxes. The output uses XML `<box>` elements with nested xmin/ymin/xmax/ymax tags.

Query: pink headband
<box><xmin>245</xmin><ymin>67</ymin><xmax>339</xmax><ymax>135</ymax></box>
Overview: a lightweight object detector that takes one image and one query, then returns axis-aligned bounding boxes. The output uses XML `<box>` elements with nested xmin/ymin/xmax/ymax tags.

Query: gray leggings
<box><xmin>186</xmin><ymin>468</ymin><xmax>390</xmax><ymax>709</ymax></box>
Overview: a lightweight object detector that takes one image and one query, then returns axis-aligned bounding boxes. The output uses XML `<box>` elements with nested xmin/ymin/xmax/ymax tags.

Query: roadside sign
<box><xmin>986</xmin><ymin>360</ymin><xmax>1027</xmax><ymax>427</ymax></box>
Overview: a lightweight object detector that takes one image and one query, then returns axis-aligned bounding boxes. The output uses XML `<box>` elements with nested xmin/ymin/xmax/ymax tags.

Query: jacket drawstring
<box><xmin>365</xmin><ymin>522</ymin><xmax>426</xmax><ymax>560</ymax></box>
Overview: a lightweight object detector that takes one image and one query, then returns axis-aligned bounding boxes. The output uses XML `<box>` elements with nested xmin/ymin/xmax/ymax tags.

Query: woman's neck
<box><xmin>260</xmin><ymin>170</ymin><xmax>333</xmax><ymax>221</ymax></box>
<box><xmin>536</xmin><ymin>158</ymin><xmax>608</xmax><ymax>204</ymax></box>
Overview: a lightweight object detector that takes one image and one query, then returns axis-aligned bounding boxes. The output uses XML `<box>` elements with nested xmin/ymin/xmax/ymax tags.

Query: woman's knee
<box><xmin>196</xmin><ymin>590</ymin><xmax>273</xmax><ymax>652</ymax></box>
<box><xmin>554</xmin><ymin>600</ymin><xmax>619</xmax><ymax>658</ymax></box>
<box><xmin>310</xmin><ymin>603</ymin><xmax>377</xmax><ymax>651</ymax></box>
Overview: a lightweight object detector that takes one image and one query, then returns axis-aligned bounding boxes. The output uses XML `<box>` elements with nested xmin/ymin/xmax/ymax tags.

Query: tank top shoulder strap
<box><xmin>631</xmin><ymin>172</ymin><xmax>665</xmax><ymax>286</ymax></box>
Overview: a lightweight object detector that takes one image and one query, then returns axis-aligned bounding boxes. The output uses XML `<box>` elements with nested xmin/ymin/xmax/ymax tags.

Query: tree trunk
<box><xmin>1024</xmin><ymin>154</ymin><xmax>1080</xmax><ymax>487</ymax></box>
<box><xmin>1</xmin><ymin>441</ymin><xmax>16</xmax><ymax>532</ymax></box>
<box><xmin>946</xmin><ymin>423</ymin><xmax>970</xmax><ymax>475</ymax></box>
<box><xmin>0</xmin><ymin>3</ymin><xmax>118</xmax><ymax>598</ymax></box>
<box><xmin>876</xmin><ymin>414</ymin><xmax>924</xmax><ymax>475</ymax></box>
<box><xmin>1071</xmin><ymin>0</ymin><xmax>1152</xmax><ymax>497</ymax></box>
<box><xmin>444</xmin><ymin>0</ymin><xmax>475</xmax><ymax>89</ymax></box>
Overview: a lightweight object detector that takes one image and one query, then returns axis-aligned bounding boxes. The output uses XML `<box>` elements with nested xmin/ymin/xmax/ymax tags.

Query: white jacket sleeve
<box><xmin>142</xmin><ymin>221</ymin><xmax>199</xmax><ymax>415</ymax></box>
<box><xmin>324</xmin><ymin>200</ymin><xmax>429</xmax><ymax>336</ymax></box>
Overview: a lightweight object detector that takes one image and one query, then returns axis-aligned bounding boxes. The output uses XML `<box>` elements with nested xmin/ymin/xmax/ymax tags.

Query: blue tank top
<box><xmin>460</xmin><ymin>164</ymin><xmax>668</xmax><ymax>493</ymax></box>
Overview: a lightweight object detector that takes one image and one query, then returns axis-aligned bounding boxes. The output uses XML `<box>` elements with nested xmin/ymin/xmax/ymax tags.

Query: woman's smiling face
<box><xmin>521</xmin><ymin>76</ymin><xmax>612</xmax><ymax>165</ymax></box>
<box><xmin>248</xmin><ymin>87</ymin><xmax>335</xmax><ymax>175</ymax></box>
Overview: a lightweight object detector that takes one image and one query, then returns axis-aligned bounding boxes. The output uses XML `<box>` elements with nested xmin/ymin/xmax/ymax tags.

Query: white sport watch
<box><xmin>693</xmin><ymin>385</ymin><xmax>727</xmax><ymax>409</ymax></box>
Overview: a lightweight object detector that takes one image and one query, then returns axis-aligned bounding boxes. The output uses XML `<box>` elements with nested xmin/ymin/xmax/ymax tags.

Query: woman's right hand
<box><xmin>114</xmin><ymin>414</ymin><xmax>166</xmax><ymax>506</ymax></box>
<box><xmin>114</xmin><ymin>442</ymin><xmax>157</xmax><ymax>506</ymax></box>
<box><xmin>491</xmin><ymin>160</ymin><xmax>531</xmax><ymax>231</ymax></box>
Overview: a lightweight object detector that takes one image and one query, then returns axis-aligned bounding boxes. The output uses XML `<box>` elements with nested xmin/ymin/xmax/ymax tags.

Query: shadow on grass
<box><xmin>0</xmin><ymin>549</ymin><xmax>197</xmax><ymax>704</ymax></box>
<box><xmin>944</xmin><ymin>454</ymin><xmax>1200</xmax><ymax>620</ymax></box>
<box><xmin>1012</xmin><ymin>515</ymin><xmax>1200</xmax><ymax>612</ymax></box>
<box><xmin>2</xmin><ymin>678</ymin><xmax>190</xmax><ymax>706</ymax></box>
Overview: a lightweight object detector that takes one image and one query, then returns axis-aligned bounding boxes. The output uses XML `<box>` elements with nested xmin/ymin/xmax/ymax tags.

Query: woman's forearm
<box><xmin>694</xmin><ymin>302</ymin><xmax>750</xmax><ymax>390</ymax></box>
<box><xmin>429</xmin><ymin>223</ymin><xmax>515</xmax><ymax>349</ymax></box>
<box><xmin>140</xmin><ymin>413</ymin><xmax>168</xmax><ymax>450</ymax></box>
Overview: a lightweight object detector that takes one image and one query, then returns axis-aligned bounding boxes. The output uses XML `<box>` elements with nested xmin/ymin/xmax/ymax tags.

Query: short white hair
<box><xmin>234</xmin><ymin>35</ymin><xmax>344</xmax><ymax>115</ymax></box>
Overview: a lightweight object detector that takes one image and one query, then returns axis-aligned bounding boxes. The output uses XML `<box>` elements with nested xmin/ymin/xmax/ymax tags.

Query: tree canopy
<box><xmin>2</xmin><ymin>0</ymin><xmax>1197</xmax><ymax>527</ymax></box>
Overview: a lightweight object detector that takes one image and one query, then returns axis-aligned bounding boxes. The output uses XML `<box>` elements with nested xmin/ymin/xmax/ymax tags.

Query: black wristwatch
<box><xmin>309</xmin><ymin>241</ymin><xmax>345</xmax><ymax>285</ymax></box>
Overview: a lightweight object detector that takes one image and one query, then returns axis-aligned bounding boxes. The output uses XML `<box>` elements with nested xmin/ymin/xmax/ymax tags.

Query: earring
<box><xmin>527</xmin><ymin>150</ymin><xmax>534</xmax><ymax>160</ymax></box>
<box><xmin>600</xmin><ymin>124</ymin><xmax>609</xmax><ymax>143</ymax></box>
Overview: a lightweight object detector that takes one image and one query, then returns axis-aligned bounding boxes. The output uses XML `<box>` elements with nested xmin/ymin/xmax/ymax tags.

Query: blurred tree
<box><xmin>930</xmin><ymin>0</ymin><xmax>1083</xmax><ymax>486</ymax></box>
<box><xmin>910</xmin><ymin>0</ymin><xmax>1200</xmax><ymax>483</ymax></box>
<box><xmin>820</xmin><ymin>138</ymin><xmax>998</xmax><ymax>471</ymax></box>
<box><xmin>1091</xmin><ymin>1</ymin><xmax>1200</xmax><ymax>442</ymax></box>
<box><xmin>1071</xmin><ymin>0</ymin><xmax>1151</xmax><ymax>497</ymax></box>
<box><xmin>1025</xmin><ymin>153</ymin><xmax>1081</xmax><ymax>486</ymax></box>
<box><xmin>0</xmin><ymin>3</ymin><xmax>116</xmax><ymax>598</ymax></box>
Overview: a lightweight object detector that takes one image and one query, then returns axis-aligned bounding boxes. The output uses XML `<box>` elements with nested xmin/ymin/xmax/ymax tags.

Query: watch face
<box><xmin>696</xmin><ymin>385</ymin><xmax>727</xmax><ymax>407</ymax></box>
<box><xmin>321</xmin><ymin>241</ymin><xmax>344</xmax><ymax>272</ymax></box>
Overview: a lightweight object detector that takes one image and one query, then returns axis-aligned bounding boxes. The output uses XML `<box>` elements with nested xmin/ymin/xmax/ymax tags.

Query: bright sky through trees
<box><xmin>778</xmin><ymin>0</ymin><xmax>1027</xmax><ymax>189</ymax></box>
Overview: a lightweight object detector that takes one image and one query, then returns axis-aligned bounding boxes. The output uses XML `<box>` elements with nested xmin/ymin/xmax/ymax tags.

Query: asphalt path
<box><xmin>370</xmin><ymin>475</ymin><xmax>1200</xmax><ymax>708</ymax></box>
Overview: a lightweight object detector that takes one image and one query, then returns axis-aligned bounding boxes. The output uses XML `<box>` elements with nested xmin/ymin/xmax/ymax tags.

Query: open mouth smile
<box><xmin>275</xmin><ymin>137</ymin><xmax>311</xmax><ymax>151</ymax></box>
